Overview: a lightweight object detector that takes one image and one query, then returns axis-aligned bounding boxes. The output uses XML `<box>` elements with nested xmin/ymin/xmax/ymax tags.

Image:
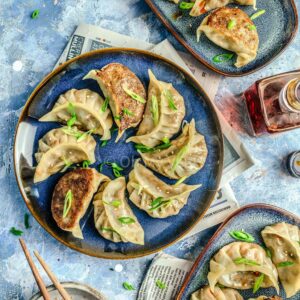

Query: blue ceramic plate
<box><xmin>177</xmin><ymin>204</ymin><xmax>300</xmax><ymax>299</ymax></box>
<box><xmin>14</xmin><ymin>48</ymin><xmax>223</xmax><ymax>259</ymax></box>
<box><xmin>145</xmin><ymin>0</ymin><xmax>298</xmax><ymax>76</ymax></box>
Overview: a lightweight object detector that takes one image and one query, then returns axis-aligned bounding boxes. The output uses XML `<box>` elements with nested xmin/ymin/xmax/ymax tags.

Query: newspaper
<box><xmin>55</xmin><ymin>24</ymin><xmax>254</xmax><ymax>236</ymax></box>
<box><xmin>138</xmin><ymin>253</ymin><xmax>193</xmax><ymax>300</ymax></box>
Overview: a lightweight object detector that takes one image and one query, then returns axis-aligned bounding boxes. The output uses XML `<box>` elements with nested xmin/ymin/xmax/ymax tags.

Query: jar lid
<box><xmin>286</xmin><ymin>151</ymin><xmax>300</xmax><ymax>178</ymax></box>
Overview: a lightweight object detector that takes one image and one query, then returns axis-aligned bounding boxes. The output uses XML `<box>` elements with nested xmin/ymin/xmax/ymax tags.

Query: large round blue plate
<box><xmin>14</xmin><ymin>49</ymin><xmax>223</xmax><ymax>259</ymax></box>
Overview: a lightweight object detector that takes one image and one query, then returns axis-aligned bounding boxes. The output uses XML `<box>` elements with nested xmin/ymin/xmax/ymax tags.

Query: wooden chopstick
<box><xmin>19</xmin><ymin>239</ymin><xmax>51</xmax><ymax>300</ymax></box>
<box><xmin>34</xmin><ymin>250</ymin><xmax>72</xmax><ymax>300</ymax></box>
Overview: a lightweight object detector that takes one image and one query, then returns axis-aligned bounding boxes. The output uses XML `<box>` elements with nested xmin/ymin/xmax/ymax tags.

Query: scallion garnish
<box><xmin>103</xmin><ymin>200</ymin><xmax>121</xmax><ymax>208</ymax></box>
<box><xmin>123</xmin><ymin>108</ymin><xmax>134</xmax><ymax>116</ymax></box>
<box><xmin>179</xmin><ymin>1</ymin><xmax>195</xmax><ymax>10</ymax></box>
<box><xmin>155</xmin><ymin>279</ymin><xmax>167</xmax><ymax>289</ymax></box>
<box><xmin>101</xmin><ymin>97</ymin><xmax>109</xmax><ymax>112</ymax></box>
<box><xmin>135</xmin><ymin>140</ymin><xmax>172</xmax><ymax>153</ymax></box>
<box><xmin>31</xmin><ymin>9</ymin><xmax>40</xmax><ymax>19</ymax></box>
<box><xmin>67</xmin><ymin>102</ymin><xmax>77</xmax><ymax>127</ymax></box>
<box><xmin>212</xmin><ymin>53</ymin><xmax>234</xmax><ymax>63</ymax></box>
<box><xmin>24</xmin><ymin>213</ymin><xmax>31</xmax><ymax>229</ymax></box>
<box><xmin>77</xmin><ymin>129</ymin><xmax>94</xmax><ymax>142</ymax></box>
<box><xmin>233</xmin><ymin>257</ymin><xmax>260</xmax><ymax>266</ymax></box>
<box><xmin>250</xmin><ymin>9</ymin><xmax>266</xmax><ymax>20</ymax></box>
<box><xmin>118</xmin><ymin>217</ymin><xmax>135</xmax><ymax>224</ymax></box>
<box><xmin>165</xmin><ymin>90</ymin><xmax>177</xmax><ymax>111</ymax></box>
<box><xmin>253</xmin><ymin>273</ymin><xmax>264</xmax><ymax>293</ymax></box>
<box><xmin>161</xmin><ymin>137</ymin><xmax>170</xmax><ymax>144</ymax></box>
<box><xmin>114</xmin><ymin>115</ymin><xmax>122</xmax><ymax>121</ymax></box>
<box><xmin>175</xmin><ymin>176</ymin><xmax>188</xmax><ymax>186</ymax></box>
<box><xmin>63</xmin><ymin>190</ymin><xmax>73</xmax><ymax>218</ymax></box>
<box><xmin>123</xmin><ymin>86</ymin><xmax>146</xmax><ymax>104</ymax></box>
<box><xmin>99</xmin><ymin>162</ymin><xmax>124</xmax><ymax>178</ymax></box>
<box><xmin>60</xmin><ymin>156</ymin><xmax>72</xmax><ymax>173</ymax></box>
<box><xmin>123</xmin><ymin>282</ymin><xmax>135</xmax><ymax>291</ymax></box>
<box><xmin>229</xmin><ymin>230</ymin><xmax>255</xmax><ymax>242</ymax></box>
<box><xmin>82</xmin><ymin>160</ymin><xmax>91</xmax><ymax>168</ymax></box>
<box><xmin>101</xmin><ymin>226</ymin><xmax>117</xmax><ymax>233</ymax></box>
<box><xmin>265</xmin><ymin>247</ymin><xmax>272</xmax><ymax>258</ymax></box>
<box><xmin>277</xmin><ymin>261</ymin><xmax>294</xmax><ymax>267</ymax></box>
<box><xmin>171</xmin><ymin>144</ymin><xmax>189</xmax><ymax>172</ymax></box>
<box><xmin>227</xmin><ymin>19</ymin><xmax>236</xmax><ymax>30</ymax></box>
<box><xmin>247</xmin><ymin>24</ymin><xmax>256</xmax><ymax>30</ymax></box>
<box><xmin>101</xmin><ymin>140</ymin><xmax>108</xmax><ymax>147</ymax></box>
<box><xmin>151</xmin><ymin>95</ymin><xmax>159</xmax><ymax>126</ymax></box>
<box><xmin>149</xmin><ymin>197</ymin><xmax>172</xmax><ymax>211</ymax></box>
<box><xmin>10</xmin><ymin>227</ymin><xmax>23</xmax><ymax>236</ymax></box>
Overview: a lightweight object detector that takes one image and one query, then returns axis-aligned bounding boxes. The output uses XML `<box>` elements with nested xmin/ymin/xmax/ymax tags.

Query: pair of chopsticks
<box><xmin>19</xmin><ymin>238</ymin><xmax>72</xmax><ymax>300</ymax></box>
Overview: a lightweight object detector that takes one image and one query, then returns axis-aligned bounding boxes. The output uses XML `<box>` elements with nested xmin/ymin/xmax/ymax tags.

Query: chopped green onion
<box><xmin>114</xmin><ymin>115</ymin><xmax>122</xmax><ymax>120</ymax></box>
<box><xmin>155</xmin><ymin>279</ymin><xmax>167</xmax><ymax>289</ymax></box>
<box><xmin>212</xmin><ymin>53</ymin><xmax>234</xmax><ymax>63</ymax></box>
<box><xmin>165</xmin><ymin>90</ymin><xmax>177</xmax><ymax>111</ymax></box>
<box><xmin>103</xmin><ymin>200</ymin><xmax>121</xmax><ymax>208</ymax></box>
<box><xmin>77</xmin><ymin>129</ymin><xmax>94</xmax><ymax>142</ymax></box>
<box><xmin>82</xmin><ymin>160</ymin><xmax>91</xmax><ymax>168</ymax></box>
<box><xmin>135</xmin><ymin>141</ymin><xmax>172</xmax><ymax>153</ymax></box>
<box><xmin>31</xmin><ymin>9</ymin><xmax>40</xmax><ymax>19</ymax></box>
<box><xmin>10</xmin><ymin>227</ymin><xmax>23</xmax><ymax>236</ymax></box>
<box><xmin>229</xmin><ymin>230</ymin><xmax>255</xmax><ymax>242</ymax></box>
<box><xmin>265</xmin><ymin>248</ymin><xmax>272</xmax><ymax>258</ymax></box>
<box><xmin>250</xmin><ymin>9</ymin><xmax>266</xmax><ymax>20</ymax></box>
<box><xmin>175</xmin><ymin>176</ymin><xmax>188</xmax><ymax>186</ymax></box>
<box><xmin>247</xmin><ymin>24</ymin><xmax>256</xmax><ymax>30</ymax></box>
<box><xmin>101</xmin><ymin>226</ymin><xmax>117</xmax><ymax>233</ymax></box>
<box><xmin>123</xmin><ymin>86</ymin><xmax>146</xmax><ymax>104</ymax></box>
<box><xmin>171</xmin><ymin>144</ymin><xmax>189</xmax><ymax>172</ymax></box>
<box><xmin>118</xmin><ymin>217</ymin><xmax>135</xmax><ymax>224</ymax></box>
<box><xmin>227</xmin><ymin>19</ymin><xmax>236</xmax><ymax>29</ymax></box>
<box><xmin>61</xmin><ymin>127</ymin><xmax>82</xmax><ymax>139</ymax></box>
<box><xmin>101</xmin><ymin>97</ymin><xmax>109</xmax><ymax>112</ymax></box>
<box><xmin>123</xmin><ymin>108</ymin><xmax>134</xmax><ymax>116</ymax></box>
<box><xmin>162</xmin><ymin>137</ymin><xmax>170</xmax><ymax>144</ymax></box>
<box><xmin>151</xmin><ymin>95</ymin><xmax>159</xmax><ymax>126</ymax></box>
<box><xmin>67</xmin><ymin>115</ymin><xmax>77</xmax><ymax>127</ymax></box>
<box><xmin>63</xmin><ymin>190</ymin><xmax>73</xmax><ymax>218</ymax></box>
<box><xmin>277</xmin><ymin>261</ymin><xmax>294</xmax><ymax>268</ymax></box>
<box><xmin>101</xmin><ymin>140</ymin><xmax>108</xmax><ymax>147</ymax></box>
<box><xmin>99</xmin><ymin>162</ymin><xmax>123</xmax><ymax>178</ymax></box>
<box><xmin>149</xmin><ymin>197</ymin><xmax>172</xmax><ymax>211</ymax></box>
<box><xmin>253</xmin><ymin>273</ymin><xmax>264</xmax><ymax>293</ymax></box>
<box><xmin>179</xmin><ymin>1</ymin><xmax>195</xmax><ymax>9</ymax></box>
<box><xmin>60</xmin><ymin>156</ymin><xmax>73</xmax><ymax>173</ymax></box>
<box><xmin>24</xmin><ymin>213</ymin><xmax>31</xmax><ymax>229</ymax></box>
<box><xmin>123</xmin><ymin>282</ymin><xmax>135</xmax><ymax>291</ymax></box>
<box><xmin>234</xmin><ymin>257</ymin><xmax>260</xmax><ymax>266</ymax></box>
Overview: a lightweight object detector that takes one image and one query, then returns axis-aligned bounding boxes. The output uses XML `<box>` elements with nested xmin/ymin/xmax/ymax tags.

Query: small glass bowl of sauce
<box><xmin>286</xmin><ymin>151</ymin><xmax>300</xmax><ymax>178</ymax></box>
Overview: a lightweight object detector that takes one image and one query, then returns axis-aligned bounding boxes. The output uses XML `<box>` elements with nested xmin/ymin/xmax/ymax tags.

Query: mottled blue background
<box><xmin>0</xmin><ymin>0</ymin><xmax>299</xmax><ymax>299</ymax></box>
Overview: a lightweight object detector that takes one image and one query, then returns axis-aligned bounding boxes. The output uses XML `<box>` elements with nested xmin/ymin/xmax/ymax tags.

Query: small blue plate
<box><xmin>14</xmin><ymin>48</ymin><xmax>223</xmax><ymax>259</ymax></box>
<box><xmin>177</xmin><ymin>204</ymin><xmax>300</xmax><ymax>299</ymax></box>
<box><xmin>145</xmin><ymin>0</ymin><xmax>298</xmax><ymax>76</ymax></box>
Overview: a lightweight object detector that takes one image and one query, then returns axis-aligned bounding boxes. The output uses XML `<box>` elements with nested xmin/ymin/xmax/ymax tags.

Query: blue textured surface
<box><xmin>0</xmin><ymin>0</ymin><xmax>300</xmax><ymax>299</ymax></box>
<box><xmin>16</xmin><ymin>49</ymin><xmax>222</xmax><ymax>258</ymax></box>
<box><xmin>179</xmin><ymin>205</ymin><xmax>300</xmax><ymax>299</ymax></box>
<box><xmin>148</xmin><ymin>0</ymin><xmax>298</xmax><ymax>75</ymax></box>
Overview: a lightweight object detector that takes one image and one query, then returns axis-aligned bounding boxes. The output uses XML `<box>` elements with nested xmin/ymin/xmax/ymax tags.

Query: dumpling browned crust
<box><xmin>197</xmin><ymin>7</ymin><xmax>259</xmax><ymax>68</ymax></box>
<box><xmin>190</xmin><ymin>0</ymin><xmax>256</xmax><ymax>17</ymax></box>
<box><xmin>51</xmin><ymin>168</ymin><xmax>105</xmax><ymax>239</ymax></box>
<box><xmin>84</xmin><ymin>63</ymin><xmax>146</xmax><ymax>140</ymax></box>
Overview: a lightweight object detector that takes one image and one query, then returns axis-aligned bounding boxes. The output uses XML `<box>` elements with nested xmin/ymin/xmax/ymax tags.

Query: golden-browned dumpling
<box><xmin>207</xmin><ymin>242</ymin><xmax>279</xmax><ymax>293</ymax></box>
<box><xmin>34</xmin><ymin>127</ymin><xmax>96</xmax><ymax>183</ymax></box>
<box><xmin>84</xmin><ymin>63</ymin><xmax>146</xmax><ymax>141</ymax></box>
<box><xmin>191</xmin><ymin>285</ymin><xmax>243</xmax><ymax>300</ymax></box>
<box><xmin>127</xmin><ymin>70</ymin><xmax>185</xmax><ymax>147</ymax></box>
<box><xmin>196</xmin><ymin>7</ymin><xmax>259</xmax><ymax>68</ymax></box>
<box><xmin>127</xmin><ymin>160</ymin><xmax>201</xmax><ymax>218</ymax></box>
<box><xmin>190</xmin><ymin>0</ymin><xmax>256</xmax><ymax>17</ymax></box>
<box><xmin>39</xmin><ymin>89</ymin><xmax>113</xmax><ymax>141</ymax></box>
<box><xmin>93</xmin><ymin>177</ymin><xmax>145</xmax><ymax>245</ymax></box>
<box><xmin>261</xmin><ymin>222</ymin><xmax>300</xmax><ymax>298</ymax></box>
<box><xmin>51</xmin><ymin>168</ymin><xmax>105</xmax><ymax>239</ymax></box>
<box><xmin>140</xmin><ymin>119</ymin><xmax>207</xmax><ymax>179</ymax></box>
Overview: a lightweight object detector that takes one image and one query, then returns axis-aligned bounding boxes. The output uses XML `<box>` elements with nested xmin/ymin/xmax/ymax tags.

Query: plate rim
<box><xmin>145</xmin><ymin>0</ymin><xmax>299</xmax><ymax>77</ymax></box>
<box><xmin>176</xmin><ymin>203</ymin><xmax>300</xmax><ymax>299</ymax></box>
<box><xmin>13</xmin><ymin>47</ymin><xmax>224</xmax><ymax>259</ymax></box>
